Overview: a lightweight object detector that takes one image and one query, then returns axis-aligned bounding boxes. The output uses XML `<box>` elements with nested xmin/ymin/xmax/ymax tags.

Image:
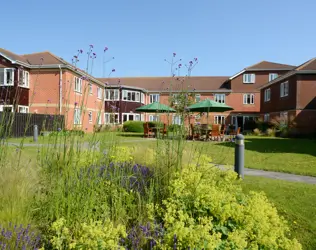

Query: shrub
<box><xmin>266</xmin><ymin>128</ymin><xmax>275</xmax><ymax>137</ymax></box>
<box><xmin>253</xmin><ymin>128</ymin><xmax>261</xmax><ymax>136</ymax></box>
<box><xmin>123</xmin><ymin>121</ymin><xmax>144</xmax><ymax>133</ymax></box>
<box><xmin>49</xmin><ymin>129</ymin><xmax>85</xmax><ymax>137</ymax></box>
<box><xmin>152</xmin><ymin>154</ymin><xmax>302</xmax><ymax>249</ymax></box>
<box><xmin>48</xmin><ymin>218</ymin><xmax>126</xmax><ymax>250</ymax></box>
<box><xmin>244</xmin><ymin>119</ymin><xmax>257</xmax><ymax>131</ymax></box>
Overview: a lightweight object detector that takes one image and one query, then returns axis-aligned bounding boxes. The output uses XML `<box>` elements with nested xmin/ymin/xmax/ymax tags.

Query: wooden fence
<box><xmin>0</xmin><ymin>112</ymin><xmax>64</xmax><ymax>138</ymax></box>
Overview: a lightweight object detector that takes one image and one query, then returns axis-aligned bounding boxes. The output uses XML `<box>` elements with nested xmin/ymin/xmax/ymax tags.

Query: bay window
<box><xmin>122</xmin><ymin>90</ymin><xmax>141</xmax><ymax>102</ymax></box>
<box><xmin>105</xmin><ymin>89</ymin><xmax>119</xmax><ymax>101</ymax></box>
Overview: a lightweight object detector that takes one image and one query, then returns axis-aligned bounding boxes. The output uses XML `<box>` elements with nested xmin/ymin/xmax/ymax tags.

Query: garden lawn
<box><xmin>199</xmin><ymin>136</ymin><xmax>316</xmax><ymax>177</ymax></box>
<box><xmin>243</xmin><ymin>176</ymin><xmax>316</xmax><ymax>250</ymax></box>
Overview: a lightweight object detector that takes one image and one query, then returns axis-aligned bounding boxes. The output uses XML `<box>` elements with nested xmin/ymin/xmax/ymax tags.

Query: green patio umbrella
<box><xmin>135</xmin><ymin>102</ymin><xmax>176</xmax><ymax>113</ymax></box>
<box><xmin>187</xmin><ymin>99</ymin><xmax>234</xmax><ymax>124</ymax></box>
<box><xmin>187</xmin><ymin>99</ymin><xmax>233</xmax><ymax>113</ymax></box>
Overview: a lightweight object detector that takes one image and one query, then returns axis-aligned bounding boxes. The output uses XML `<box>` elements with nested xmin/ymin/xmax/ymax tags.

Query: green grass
<box><xmin>243</xmin><ymin>176</ymin><xmax>316</xmax><ymax>250</ymax></box>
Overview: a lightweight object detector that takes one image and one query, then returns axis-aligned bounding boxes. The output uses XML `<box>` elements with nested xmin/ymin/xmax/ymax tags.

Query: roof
<box><xmin>258</xmin><ymin>57</ymin><xmax>316</xmax><ymax>90</ymax></box>
<box><xmin>246</xmin><ymin>61</ymin><xmax>296</xmax><ymax>70</ymax></box>
<box><xmin>98</xmin><ymin>76</ymin><xmax>231</xmax><ymax>92</ymax></box>
<box><xmin>229</xmin><ymin>60</ymin><xmax>296</xmax><ymax>80</ymax></box>
<box><xmin>22</xmin><ymin>51</ymin><xmax>66</xmax><ymax>65</ymax></box>
<box><xmin>0</xmin><ymin>48</ymin><xmax>103</xmax><ymax>86</ymax></box>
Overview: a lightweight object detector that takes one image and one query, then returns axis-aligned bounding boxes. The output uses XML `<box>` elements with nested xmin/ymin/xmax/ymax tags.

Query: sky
<box><xmin>2</xmin><ymin>0</ymin><xmax>316</xmax><ymax>77</ymax></box>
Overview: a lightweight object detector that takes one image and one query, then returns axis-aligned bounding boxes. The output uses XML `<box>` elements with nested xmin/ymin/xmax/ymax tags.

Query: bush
<box><xmin>244</xmin><ymin>119</ymin><xmax>257</xmax><ymax>131</ymax></box>
<box><xmin>152</xmin><ymin>155</ymin><xmax>302</xmax><ymax>249</ymax></box>
<box><xmin>123</xmin><ymin>121</ymin><xmax>144</xmax><ymax>133</ymax></box>
<box><xmin>253</xmin><ymin>128</ymin><xmax>261</xmax><ymax>136</ymax></box>
<box><xmin>266</xmin><ymin>128</ymin><xmax>275</xmax><ymax>137</ymax></box>
<box><xmin>49</xmin><ymin>129</ymin><xmax>85</xmax><ymax>137</ymax></box>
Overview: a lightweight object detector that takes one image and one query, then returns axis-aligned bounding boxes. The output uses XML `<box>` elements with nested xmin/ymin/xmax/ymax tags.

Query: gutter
<box><xmin>59</xmin><ymin>65</ymin><xmax>62</xmax><ymax>115</ymax></box>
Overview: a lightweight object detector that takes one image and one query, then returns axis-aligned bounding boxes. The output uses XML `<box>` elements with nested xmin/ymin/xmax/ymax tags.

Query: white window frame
<box><xmin>195</xmin><ymin>94</ymin><xmax>201</xmax><ymax>102</ymax></box>
<box><xmin>264</xmin><ymin>113</ymin><xmax>270</xmax><ymax>122</ymax></box>
<box><xmin>18</xmin><ymin>70</ymin><xmax>29</xmax><ymax>88</ymax></box>
<box><xmin>105</xmin><ymin>89</ymin><xmax>119</xmax><ymax>101</ymax></box>
<box><xmin>74</xmin><ymin>76</ymin><xmax>82</xmax><ymax>93</ymax></box>
<box><xmin>122</xmin><ymin>113</ymin><xmax>140</xmax><ymax>122</ymax></box>
<box><xmin>243</xmin><ymin>94</ymin><xmax>255</xmax><ymax>104</ymax></box>
<box><xmin>89</xmin><ymin>83</ymin><xmax>93</xmax><ymax>95</ymax></box>
<box><xmin>88</xmin><ymin>111</ymin><xmax>93</xmax><ymax>122</ymax></box>
<box><xmin>74</xmin><ymin>108</ymin><xmax>82</xmax><ymax>125</ymax></box>
<box><xmin>18</xmin><ymin>105</ymin><xmax>29</xmax><ymax>113</ymax></box>
<box><xmin>214</xmin><ymin>115</ymin><xmax>225</xmax><ymax>125</ymax></box>
<box><xmin>172</xmin><ymin>115</ymin><xmax>182</xmax><ymax>125</ymax></box>
<box><xmin>214</xmin><ymin>94</ymin><xmax>225</xmax><ymax>104</ymax></box>
<box><xmin>149</xmin><ymin>94</ymin><xmax>160</xmax><ymax>103</ymax></box>
<box><xmin>141</xmin><ymin>114</ymin><xmax>144</xmax><ymax>121</ymax></box>
<box><xmin>122</xmin><ymin>90</ymin><xmax>141</xmax><ymax>102</ymax></box>
<box><xmin>0</xmin><ymin>105</ymin><xmax>14</xmax><ymax>112</ymax></box>
<box><xmin>149</xmin><ymin>115</ymin><xmax>159</xmax><ymax>122</ymax></box>
<box><xmin>141</xmin><ymin>93</ymin><xmax>145</xmax><ymax>104</ymax></box>
<box><xmin>104</xmin><ymin>112</ymin><xmax>119</xmax><ymax>124</ymax></box>
<box><xmin>264</xmin><ymin>88</ymin><xmax>271</xmax><ymax>102</ymax></box>
<box><xmin>269</xmin><ymin>73</ymin><xmax>278</xmax><ymax>82</ymax></box>
<box><xmin>0</xmin><ymin>68</ymin><xmax>15</xmax><ymax>86</ymax></box>
<box><xmin>243</xmin><ymin>73</ymin><xmax>255</xmax><ymax>84</ymax></box>
<box><xmin>97</xmin><ymin>87</ymin><xmax>103</xmax><ymax>99</ymax></box>
<box><xmin>280</xmin><ymin>81</ymin><xmax>289</xmax><ymax>97</ymax></box>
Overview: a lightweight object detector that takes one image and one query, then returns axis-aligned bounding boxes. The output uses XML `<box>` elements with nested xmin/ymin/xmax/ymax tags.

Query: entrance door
<box><xmin>231</xmin><ymin>116</ymin><xmax>244</xmax><ymax>131</ymax></box>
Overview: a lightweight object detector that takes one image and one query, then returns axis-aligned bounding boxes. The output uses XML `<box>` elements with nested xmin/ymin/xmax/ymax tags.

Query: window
<box><xmin>122</xmin><ymin>90</ymin><xmax>141</xmax><ymax>102</ymax></box>
<box><xmin>141</xmin><ymin>114</ymin><xmax>144</xmax><ymax>121</ymax></box>
<box><xmin>18</xmin><ymin>105</ymin><xmax>29</xmax><ymax>113</ymax></box>
<box><xmin>74</xmin><ymin>76</ymin><xmax>82</xmax><ymax>93</ymax></box>
<box><xmin>19</xmin><ymin>70</ymin><xmax>29</xmax><ymax>88</ymax></box>
<box><xmin>104</xmin><ymin>113</ymin><xmax>119</xmax><ymax>124</ymax></box>
<box><xmin>89</xmin><ymin>84</ymin><xmax>93</xmax><ymax>95</ymax></box>
<box><xmin>195</xmin><ymin>94</ymin><xmax>201</xmax><ymax>102</ymax></box>
<box><xmin>74</xmin><ymin>108</ymin><xmax>81</xmax><ymax>124</ymax></box>
<box><xmin>141</xmin><ymin>93</ymin><xmax>145</xmax><ymax>104</ymax></box>
<box><xmin>243</xmin><ymin>73</ymin><xmax>255</xmax><ymax>84</ymax></box>
<box><xmin>264</xmin><ymin>114</ymin><xmax>270</xmax><ymax>122</ymax></box>
<box><xmin>97</xmin><ymin>112</ymin><xmax>102</xmax><ymax>124</ymax></box>
<box><xmin>88</xmin><ymin>111</ymin><xmax>93</xmax><ymax>122</ymax></box>
<box><xmin>280</xmin><ymin>111</ymin><xmax>288</xmax><ymax>124</ymax></box>
<box><xmin>214</xmin><ymin>115</ymin><xmax>225</xmax><ymax>124</ymax></box>
<box><xmin>0</xmin><ymin>68</ymin><xmax>14</xmax><ymax>86</ymax></box>
<box><xmin>173</xmin><ymin>94</ymin><xmax>180</xmax><ymax>104</ymax></box>
<box><xmin>97</xmin><ymin>87</ymin><xmax>103</xmax><ymax>99</ymax></box>
<box><xmin>122</xmin><ymin>113</ymin><xmax>140</xmax><ymax>122</ymax></box>
<box><xmin>105</xmin><ymin>89</ymin><xmax>119</xmax><ymax>101</ymax></box>
<box><xmin>0</xmin><ymin>105</ymin><xmax>14</xmax><ymax>112</ymax></box>
<box><xmin>149</xmin><ymin>94</ymin><xmax>160</xmax><ymax>103</ymax></box>
<box><xmin>149</xmin><ymin>115</ymin><xmax>159</xmax><ymax>122</ymax></box>
<box><xmin>172</xmin><ymin>115</ymin><xmax>182</xmax><ymax>125</ymax></box>
<box><xmin>243</xmin><ymin>94</ymin><xmax>254</xmax><ymax>104</ymax></box>
<box><xmin>280</xmin><ymin>81</ymin><xmax>289</xmax><ymax>97</ymax></box>
<box><xmin>264</xmin><ymin>88</ymin><xmax>271</xmax><ymax>102</ymax></box>
<box><xmin>214</xmin><ymin>94</ymin><xmax>225</xmax><ymax>104</ymax></box>
<box><xmin>269</xmin><ymin>73</ymin><xmax>278</xmax><ymax>82</ymax></box>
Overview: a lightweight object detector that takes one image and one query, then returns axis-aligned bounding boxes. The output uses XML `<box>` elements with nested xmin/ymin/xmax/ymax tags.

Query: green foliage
<box><xmin>253</xmin><ymin>128</ymin><xmax>261</xmax><ymax>136</ymax></box>
<box><xmin>48</xmin><ymin>129</ymin><xmax>85</xmax><ymax>137</ymax></box>
<box><xmin>48</xmin><ymin>218</ymin><xmax>126</xmax><ymax>249</ymax></box>
<box><xmin>155</xmin><ymin>154</ymin><xmax>302</xmax><ymax>249</ymax></box>
<box><xmin>123</xmin><ymin>121</ymin><xmax>144</xmax><ymax>133</ymax></box>
<box><xmin>167</xmin><ymin>124</ymin><xmax>181</xmax><ymax>132</ymax></box>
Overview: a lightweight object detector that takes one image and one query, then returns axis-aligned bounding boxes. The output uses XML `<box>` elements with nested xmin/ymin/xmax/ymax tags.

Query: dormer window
<box><xmin>269</xmin><ymin>73</ymin><xmax>278</xmax><ymax>82</ymax></box>
<box><xmin>243</xmin><ymin>74</ymin><xmax>255</xmax><ymax>84</ymax></box>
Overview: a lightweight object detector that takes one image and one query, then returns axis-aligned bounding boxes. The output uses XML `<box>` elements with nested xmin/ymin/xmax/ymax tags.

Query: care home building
<box><xmin>3</xmin><ymin>47</ymin><xmax>314</xmax><ymax>134</ymax></box>
<box><xmin>259</xmin><ymin>58</ymin><xmax>316</xmax><ymax>135</ymax></box>
<box><xmin>0</xmin><ymin>48</ymin><xmax>105</xmax><ymax>132</ymax></box>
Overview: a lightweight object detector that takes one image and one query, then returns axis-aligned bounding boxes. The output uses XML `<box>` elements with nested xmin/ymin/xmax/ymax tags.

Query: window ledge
<box><xmin>18</xmin><ymin>85</ymin><xmax>30</xmax><ymax>89</ymax></box>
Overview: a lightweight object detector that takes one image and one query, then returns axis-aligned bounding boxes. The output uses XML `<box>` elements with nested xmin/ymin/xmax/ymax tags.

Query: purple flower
<box><xmin>74</xmin><ymin>55</ymin><xmax>78</xmax><ymax>59</ymax></box>
<box><xmin>189</xmin><ymin>60</ymin><xmax>193</xmax><ymax>65</ymax></box>
<box><xmin>57</xmin><ymin>128</ymin><xmax>61</xmax><ymax>132</ymax></box>
<box><xmin>78</xmin><ymin>49</ymin><xmax>83</xmax><ymax>54</ymax></box>
<box><xmin>104</xmin><ymin>47</ymin><xmax>108</xmax><ymax>52</ymax></box>
<box><xmin>47</xmin><ymin>99</ymin><xmax>50</xmax><ymax>102</ymax></box>
<box><xmin>194</xmin><ymin>57</ymin><xmax>198</xmax><ymax>61</ymax></box>
<box><xmin>74</xmin><ymin>102</ymin><xmax>78</xmax><ymax>106</ymax></box>
<box><xmin>173</xmin><ymin>52</ymin><xmax>176</xmax><ymax>57</ymax></box>
<box><xmin>178</xmin><ymin>63</ymin><xmax>182</xmax><ymax>68</ymax></box>
<box><xmin>85</xmin><ymin>128</ymin><xmax>88</xmax><ymax>130</ymax></box>
<box><xmin>112</xmin><ymin>69</ymin><xmax>116</xmax><ymax>72</ymax></box>
<box><xmin>89</xmin><ymin>44</ymin><xmax>94</xmax><ymax>48</ymax></box>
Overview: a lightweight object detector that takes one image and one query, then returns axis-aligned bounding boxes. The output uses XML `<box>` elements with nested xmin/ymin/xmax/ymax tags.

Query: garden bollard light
<box><xmin>234</xmin><ymin>134</ymin><xmax>244</xmax><ymax>179</ymax></box>
<box><xmin>33</xmin><ymin>125</ymin><xmax>38</xmax><ymax>142</ymax></box>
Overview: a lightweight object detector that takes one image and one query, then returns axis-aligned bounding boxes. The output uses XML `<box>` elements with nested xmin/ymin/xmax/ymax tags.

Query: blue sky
<box><xmin>2</xmin><ymin>0</ymin><xmax>316</xmax><ymax>77</ymax></box>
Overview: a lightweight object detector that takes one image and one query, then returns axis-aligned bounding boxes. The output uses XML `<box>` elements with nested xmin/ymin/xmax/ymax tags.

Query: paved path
<box><xmin>214</xmin><ymin>164</ymin><xmax>316</xmax><ymax>185</ymax></box>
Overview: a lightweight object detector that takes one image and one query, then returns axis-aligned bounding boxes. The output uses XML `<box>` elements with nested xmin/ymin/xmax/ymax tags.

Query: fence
<box><xmin>0</xmin><ymin>112</ymin><xmax>64</xmax><ymax>138</ymax></box>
